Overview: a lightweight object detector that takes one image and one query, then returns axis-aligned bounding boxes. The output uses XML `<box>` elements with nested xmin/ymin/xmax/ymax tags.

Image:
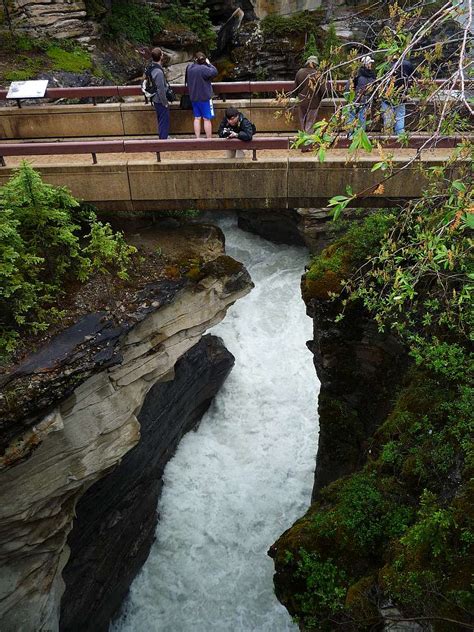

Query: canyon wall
<box><xmin>0</xmin><ymin>256</ymin><xmax>252</xmax><ymax>632</ymax></box>
<box><xmin>60</xmin><ymin>334</ymin><xmax>235</xmax><ymax>632</ymax></box>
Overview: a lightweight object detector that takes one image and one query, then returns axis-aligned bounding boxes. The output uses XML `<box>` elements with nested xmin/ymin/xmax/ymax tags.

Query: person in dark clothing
<box><xmin>381</xmin><ymin>58</ymin><xmax>415</xmax><ymax>134</ymax></box>
<box><xmin>218</xmin><ymin>107</ymin><xmax>254</xmax><ymax>158</ymax></box>
<box><xmin>186</xmin><ymin>52</ymin><xmax>218</xmax><ymax>139</ymax></box>
<box><xmin>295</xmin><ymin>55</ymin><xmax>327</xmax><ymax>134</ymax></box>
<box><xmin>149</xmin><ymin>47</ymin><xmax>170</xmax><ymax>139</ymax></box>
<box><xmin>346</xmin><ymin>55</ymin><xmax>376</xmax><ymax>136</ymax></box>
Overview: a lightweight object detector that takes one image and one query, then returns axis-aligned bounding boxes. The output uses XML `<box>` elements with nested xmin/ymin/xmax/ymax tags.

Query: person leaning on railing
<box><xmin>218</xmin><ymin>107</ymin><xmax>255</xmax><ymax>158</ymax></box>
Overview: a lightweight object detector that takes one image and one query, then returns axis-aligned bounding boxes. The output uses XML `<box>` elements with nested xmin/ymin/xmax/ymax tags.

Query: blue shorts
<box><xmin>191</xmin><ymin>100</ymin><xmax>215</xmax><ymax>119</ymax></box>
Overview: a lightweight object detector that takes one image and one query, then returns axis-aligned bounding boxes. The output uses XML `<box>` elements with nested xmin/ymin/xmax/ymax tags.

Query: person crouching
<box><xmin>218</xmin><ymin>107</ymin><xmax>255</xmax><ymax>158</ymax></box>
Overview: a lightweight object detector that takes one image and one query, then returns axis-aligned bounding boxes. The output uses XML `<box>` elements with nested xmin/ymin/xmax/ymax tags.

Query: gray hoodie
<box><xmin>150</xmin><ymin>63</ymin><xmax>168</xmax><ymax>107</ymax></box>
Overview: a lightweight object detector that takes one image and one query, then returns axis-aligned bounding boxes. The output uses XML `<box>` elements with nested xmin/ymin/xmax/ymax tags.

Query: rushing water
<box><xmin>112</xmin><ymin>216</ymin><xmax>319</xmax><ymax>632</ymax></box>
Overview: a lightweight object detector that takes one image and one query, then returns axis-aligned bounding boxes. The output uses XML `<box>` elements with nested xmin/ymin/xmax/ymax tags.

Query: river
<box><xmin>112</xmin><ymin>216</ymin><xmax>319</xmax><ymax>632</ymax></box>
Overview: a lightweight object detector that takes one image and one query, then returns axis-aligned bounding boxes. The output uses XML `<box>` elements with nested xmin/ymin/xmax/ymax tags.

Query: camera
<box><xmin>221</xmin><ymin>128</ymin><xmax>232</xmax><ymax>137</ymax></box>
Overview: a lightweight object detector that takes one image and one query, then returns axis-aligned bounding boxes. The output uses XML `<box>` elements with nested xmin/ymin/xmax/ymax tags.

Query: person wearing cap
<box><xmin>346</xmin><ymin>55</ymin><xmax>376</xmax><ymax>136</ymax></box>
<box><xmin>381</xmin><ymin>58</ymin><xmax>416</xmax><ymax>135</ymax></box>
<box><xmin>218</xmin><ymin>107</ymin><xmax>255</xmax><ymax>158</ymax></box>
<box><xmin>186</xmin><ymin>51</ymin><xmax>218</xmax><ymax>139</ymax></box>
<box><xmin>295</xmin><ymin>55</ymin><xmax>327</xmax><ymax>144</ymax></box>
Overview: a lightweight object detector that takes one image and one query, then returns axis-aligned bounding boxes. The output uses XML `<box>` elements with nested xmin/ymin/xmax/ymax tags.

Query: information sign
<box><xmin>6</xmin><ymin>80</ymin><xmax>49</xmax><ymax>100</ymax></box>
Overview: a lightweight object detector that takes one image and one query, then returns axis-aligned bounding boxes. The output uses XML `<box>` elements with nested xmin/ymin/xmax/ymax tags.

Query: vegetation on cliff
<box><xmin>102</xmin><ymin>0</ymin><xmax>216</xmax><ymax>50</ymax></box>
<box><xmin>0</xmin><ymin>33</ymin><xmax>98</xmax><ymax>83</ymax></box>
<box><xmin>0</xmin><ymin>162</ymin><xmax>136</xmax><ymax>360</ymax></box>
<box><xmin>274</xmin><ymin>149</ymin><xmax>473</xmax><ymax>629</ymax></box>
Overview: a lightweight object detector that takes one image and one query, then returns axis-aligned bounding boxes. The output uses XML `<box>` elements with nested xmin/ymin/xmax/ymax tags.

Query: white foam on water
<box><xmin>112</xmin><ymin>216</ymin><xmax>319</xmax><ymax>632</ymax></box>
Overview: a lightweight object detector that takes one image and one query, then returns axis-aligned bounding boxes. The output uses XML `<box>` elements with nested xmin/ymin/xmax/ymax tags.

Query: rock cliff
<box><xmin>9</xmin><ymin>0</ymin><xmax>98</xmax><ymax>40</ymax></box>
<box><xmin>304</xmin><ymin>293</ymin><xmax>408</xmax><ymax>497</ymax></box>
<box><xmin>0</xmin><ymin>256</ymin><xmax>252</xmax><ymax>632</ymax></box>
<box><xmin>60</xmin><ymin>334</ymin><xmax>235</xmax><ymax>632</ymax></box>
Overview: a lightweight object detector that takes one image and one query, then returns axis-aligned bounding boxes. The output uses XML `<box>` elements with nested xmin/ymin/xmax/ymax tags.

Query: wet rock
<box><xmin>206</xmin><ymin>0</ymin><xmax>256</xmax><ymax>23</ymax></box>
<box><xmin>305</xmin><ymin>293</ymin><xmax>408</xmax><ymax>497</ymax></box>
<box><xmin>215</xmin><ymin>7</ymin><xmax>244</xmax><ymax>57</ymax></box>
<box><xmin>0</xmin><ymin>258</ymin><xmax>253</xmax><ymax>632</ymax></box>
<box><xmin>60</xmin><ymin>335</ymin><xmax>234</xmax><ymax>632</ymax></box>
<box><xmin>237</xmin><ymin>209</ymin><xmax>306</xmax><ymax>246</ymax></box>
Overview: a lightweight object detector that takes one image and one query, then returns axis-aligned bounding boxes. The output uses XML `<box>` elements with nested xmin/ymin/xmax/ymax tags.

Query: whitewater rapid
<box><xmin>112</xmin><ymin>216</ymin><xmax>319</xmax><ymax>632</ymax></box>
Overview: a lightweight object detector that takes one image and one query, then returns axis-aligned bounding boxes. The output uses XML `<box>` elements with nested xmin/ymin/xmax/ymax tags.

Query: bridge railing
<box><xmin>0</xmin><ymin>135</ymin><xmax>469</xmax><ymax>166</ymax></box>
<box><xmin>0</xmin><ymin>79</ymin><xmax>467</xmax><ymax>106</ymax></box>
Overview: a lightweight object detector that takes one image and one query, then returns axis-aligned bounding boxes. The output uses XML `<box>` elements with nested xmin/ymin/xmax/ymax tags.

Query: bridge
<box><xmin>0</xmin><ymin>81</ymin><xmax>471</xmax><ymax>211</ymax></box>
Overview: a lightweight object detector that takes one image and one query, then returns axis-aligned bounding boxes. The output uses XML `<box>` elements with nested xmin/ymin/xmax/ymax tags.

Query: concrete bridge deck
<box><xmin>0</xmin><ymin>145</ymin><xmax>464</xmax><ymax>211</ymax></box>
<box><xmin>0</xmin><ymin>81</ymin><xmax>470</xmax><ymax>212</ymax></box>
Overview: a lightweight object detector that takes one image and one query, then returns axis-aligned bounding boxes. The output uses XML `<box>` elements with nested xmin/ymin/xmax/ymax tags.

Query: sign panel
<box><xmin>6</xmin><ymin>80</ymin><xmax>49</xmax><ymax>99</ymax></box>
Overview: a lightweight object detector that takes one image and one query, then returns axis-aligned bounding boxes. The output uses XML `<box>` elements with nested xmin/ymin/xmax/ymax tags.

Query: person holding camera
<box><xmin>186</xmin><ymin>52</ymin><xmax>218</xmax><ymax>139</ymax></box>
<box><xmin>218</xmin><ymin>107</ymin><xmax>255</xmax><ymax>158</ymax></box>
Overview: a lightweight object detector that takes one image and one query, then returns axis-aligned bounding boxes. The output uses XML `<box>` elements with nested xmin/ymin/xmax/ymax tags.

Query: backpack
<box><xmin>142</xmin><ymin>63</ymin><xmax>176</xmax><ymax>102</ymax></box>
<box><xmin>142</xmin><ymin>63</ymin><xmax>157</xmax><ymax>99</ymax></box>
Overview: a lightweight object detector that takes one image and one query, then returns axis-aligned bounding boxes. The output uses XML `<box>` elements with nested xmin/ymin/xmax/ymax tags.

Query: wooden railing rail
<box><xmin>0</xmin><ymin>135</ymin><xmax>469</xmax><ymax>167</ymax></box>
<box><xmin>0</xmin><ymin>79</ymin><xmax>469</xmax><ymax>105</ymax></box>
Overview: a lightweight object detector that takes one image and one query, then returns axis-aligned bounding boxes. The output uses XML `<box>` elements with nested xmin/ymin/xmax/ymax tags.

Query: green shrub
<box><xmin>305</xmin><ymin>210</ymin><xmax>395</xmax><ymax>283</ymax></box>
<box><xmin>0</xmin><ymin>162</ymin><xmax>136</xmax><ymax>358</ymax></box>
<box><xmin>260</xmin><ymin>10</ymin><xmax>323</xmax><ymax>38</ymax></box>
<box><xmin>162</xmin><ymin>0</ymin><xmax>216</xmax><ymax>51</ymax></box>
<box><xmin>296</xmin><ymin>551</ymin><xmax>347</xmax><ymax>617</ymax></box>
<box><xmin>302</xmin><ymin>33</ymin><xmax>319</xmax><ymax>62</ymax></box>
<box><xmin>84</xmin><ymin>0</ymin><xmax>108</xmax><ymax>20</ymax></box>
<box><xmin>103</xmin><ymin>0</ymin><xmax>164</xmax><ymax>44</ymax></box>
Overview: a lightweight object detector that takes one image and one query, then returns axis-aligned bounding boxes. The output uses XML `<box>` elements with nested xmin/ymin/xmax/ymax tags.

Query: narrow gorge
<box><xmin>0</xmin><ymin>0</ymin><xmax>472</xmax><ymax>629</ymax></box>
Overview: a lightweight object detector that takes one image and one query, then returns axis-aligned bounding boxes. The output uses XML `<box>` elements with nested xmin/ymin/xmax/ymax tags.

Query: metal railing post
<box><xmin>91</xmin><ymin>152</ymin><xmax>97</xmax><ymax>164</ymax></box>
<box><xmin>156</xmin><ymin>152</ymin><xmax>161</xmax><ymax>162</ymax></box>
<box><xmin>0</xmin><ymin>156</ymin><xmax>5</xmax><ymax>166</ymax></box>
<box><xmin>252</xmin><ymin>148</ymin><xmax>257</xmax><ymax>161</ymax></box>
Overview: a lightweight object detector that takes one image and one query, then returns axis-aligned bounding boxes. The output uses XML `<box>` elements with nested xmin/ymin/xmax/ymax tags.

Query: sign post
<box><xmin>6</xmin><ymin>80</ymin><xmax>49</xmax><ymax>108</ymax></box>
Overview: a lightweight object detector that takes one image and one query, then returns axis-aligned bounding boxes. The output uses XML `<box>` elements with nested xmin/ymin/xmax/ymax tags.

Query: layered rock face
<box><xmin>0</xmin><ymin>257</ymin><xmax>252</xmax><ymax>632</ymax></box>
<box><xmin>10</xmin><ymin>0</ymin><xmax>97</xmax><ymax>40</ymax></box>
<box><xmin>60</xmin><ymin>334</ymin><xmax>234</xmax><ymax>632</ymax></box>
<box><xmin>252</xmin><ymin>0</ymin><xmax>322</xmax><ymax>20</ymax></box>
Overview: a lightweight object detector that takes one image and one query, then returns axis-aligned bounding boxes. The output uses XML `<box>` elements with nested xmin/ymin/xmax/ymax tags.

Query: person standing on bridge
<box><xmin>294</xmin><ymin>55</ymin><xmax>327</xmax><ymax>143</ymax></box>
<box><xmin>345</xmin><ymin>55</ymin><xmax>376</xmax><ymax>137</ymax></box>
<box><xmin>381</xmin><ymin>58</ymin><xmax>416</xmax><ymax>135</ymax></box>
<box><xmin>186</xmin><ymin>52</ymin><xmax>218</xmax><ymax>139</ymax></box>
<box><xmin>148</xmin><ymin>47</ymin><xmax>170</xmax><ymax>140</ymax></box>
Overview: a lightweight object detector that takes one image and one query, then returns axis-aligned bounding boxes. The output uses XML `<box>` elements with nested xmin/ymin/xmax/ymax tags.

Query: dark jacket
<box><xmin>347</xmin><ymin>66</ymin><xmax>376</xmax><ymax>104</ymax></box>
<box><xmin>186</xmin><ymin>62</ymin><xmax>218</xmax><ymax>101</ymax></box>
<box><xmin>295</xmin><ymin>67</ymin><xmax>327</xmax><ymax>110</ymax></box>
<box><xmin>218</xmin><ymin>113</ymin><xmax>254</xmax><ymax>141</ymax></box>
<box><xmin>384</xmin><ymin>59</ymin><xmax>416</xmax><ymax>103</ymax></box>
<box><xmin>150</xmin><ymin>63</ymin><xmax>168</xmax><ymax>107</ymax></box>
